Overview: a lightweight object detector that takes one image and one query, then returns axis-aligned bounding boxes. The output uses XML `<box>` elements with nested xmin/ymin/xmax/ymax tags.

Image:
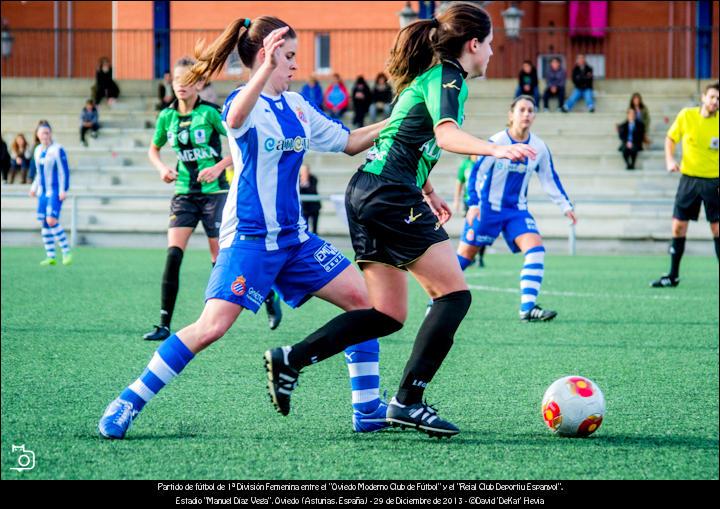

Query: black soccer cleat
<box><xmin>520</xmin><ymin>305</ymin><xmax>557</xmax><ymax>322</ymax></box>
<box><xmin>264</xmin><ymin>289</ymin><xmax>283</xmax><ymax>330</ymax></box>
<box><xmin>264</xmin><ymin>346</ymin><xmax>300</xmax><ymax>416</ymax></box>
<box><xmin>386</xmin><ymin>398</ymin><xmax>460</xmax><ymax>438</ymax></box>
<box><xmin>143</xmin><ymin>325</ymin><xmax>171</xmax><ymax>341</ymax></box>
<box><xmin>650</xmin><ymin>275</ymin><xmax>679</xmax><ymax>288</ymax></box>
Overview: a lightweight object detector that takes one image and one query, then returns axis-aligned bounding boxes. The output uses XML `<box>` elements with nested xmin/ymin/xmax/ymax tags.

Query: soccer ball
<box><xmin>541</xmin><ymin>375</ymin><xmax>605</xmax><ymax>437</ymax></box>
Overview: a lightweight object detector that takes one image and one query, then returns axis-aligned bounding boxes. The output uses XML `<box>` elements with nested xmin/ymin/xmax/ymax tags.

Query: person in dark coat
<box><xmin>617</xmin><ymin>108</ymin><xmax>645</xmax><ymax>170</ymax></box>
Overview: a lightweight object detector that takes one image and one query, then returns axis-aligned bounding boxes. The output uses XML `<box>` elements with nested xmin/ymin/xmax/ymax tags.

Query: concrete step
<box><xmin>3</xmin><ymin>77</ymin><xmax>710</xmax><ymax>98</ymax></box>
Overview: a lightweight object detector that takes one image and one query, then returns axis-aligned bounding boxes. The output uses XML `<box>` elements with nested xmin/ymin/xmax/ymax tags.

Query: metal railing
<box><xmin>1</xmin><ymin>26</ymin><xmax>717</xmax><ymax>80</ymax></box>
<box><xmin>2</xmin><ymin>191</ymin><xmax>677</xmax><ymax>255</ymax></box>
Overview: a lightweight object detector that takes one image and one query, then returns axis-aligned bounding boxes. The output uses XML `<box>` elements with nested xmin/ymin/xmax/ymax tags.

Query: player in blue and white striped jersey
<box><xmin>459</xmin><ymin>95</ymin><xmax>577</xmax><ymax>321</ymax></box>
<box><xmin>99</xmin><ymin>16</ymin><xmax>402</xmax><ymax>439</ymax></box>
<box><xmin>29</xmin><ymin>121</ymin><xmax>73</xmax><ymax>266</ymax></box>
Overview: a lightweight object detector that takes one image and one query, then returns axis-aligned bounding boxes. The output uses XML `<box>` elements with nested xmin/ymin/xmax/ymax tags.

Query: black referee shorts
<box><xmin>672</xmin><ymin>174</ymin><xmax>719</xmax><ymax>223</ymax></box>
<box><xmin>169</xmin><ymin>193</ymin><xmax>228</xmax><ymax>238</ymax></box>
<box><xmin>345</xmin><ymin>170</ymin><xmax>449</xmax><ymax>270</ymax></box>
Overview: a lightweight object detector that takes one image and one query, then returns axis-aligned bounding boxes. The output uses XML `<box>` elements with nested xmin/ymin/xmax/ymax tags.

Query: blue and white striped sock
<box><xmin>520</xmin><ymin>246</ymin><xmax>545</xmax><ymax>313</ymax></box>
<box><xmin>41</xmin><ymin>225</ymin><xmax>56</xmax><ymax>259</ymax></box>
<box><xmin>50</xmin><ymin>224</ymin><xmax>70</xmax><ymax>255</ymax></box>
<box><xmin>457</xmin><ymin>254</ymin><xmax>473</xmax><ymax>271</ymax></box>
<box><xmin>119</xmin><ymin>334</ymin><xmax>195</xmax><ymax>412</ymax></box>
<box><xmin>344</xmin><ymin>338</ymin><xmax>380</xmax><ymax>414</ymax></box>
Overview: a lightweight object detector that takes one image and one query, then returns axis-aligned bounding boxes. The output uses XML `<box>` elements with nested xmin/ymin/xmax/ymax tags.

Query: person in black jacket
<box><xmin>351</xmin><ymin>76</ymin><xmax>372</xmax><ymax>127</ymax></box>
<box><xmin>0</xmin><ymin>136</ymin><xmax>11</xmax><ymax>184</ymax></box>
<box><xmin>299</xmin><ymin>164</ymin><xmax>321</xmax><ymax>233</ymax></box>
<box><xmin>562</xmin><ymin>54</ymin><xmax>595</xmax><ymax>112</ymax></box>
<box><xmin>514</xmin><ymin>60</ymin><xmax>539</xmax><ymax>108</ymax></box>
<box><xmin>617</xmin><ymin>108</ymin><xmax>645</xmax><ymax>170</ymax></box>
<box><xmin>369</xmin><ymin>72</ymin><xmax>393</xmax><ymax>122</ymax></box>
<box><xmin>93</xmin><ymin>57</ymin><xmax>120</xmax><ymax>106</ymax></box>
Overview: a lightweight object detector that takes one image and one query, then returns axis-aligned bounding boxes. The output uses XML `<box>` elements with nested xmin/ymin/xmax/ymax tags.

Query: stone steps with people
<box><xmin>1</xmin><ymin>77</ymin><xmax>708</xmax><ymax>248</ymax></box>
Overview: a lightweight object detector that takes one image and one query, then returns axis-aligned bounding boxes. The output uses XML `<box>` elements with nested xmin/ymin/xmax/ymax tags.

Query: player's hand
<box><xmin>160</xmin><ymin>165</ymin><xmax>177</xmax><ymax>183</ymax></box>
<box><xmin>465</xmin><ymin>205</ymin><xmax>480</xmax><ymax>226</ymax></box>
<box><xmin>59</xmin><ymin>191</ymin><xmax>67</xmax><ymax>201</ymax></box>
<box><xmin>261</xmin><ymin>27</ymin><xmax>289</xmax><ymax>70</ymax></box>
<box><xmin>424</xmin><ymin>190</ymin><xmax>452</xmax><ymax>226</ymax></box>
<box><xmin>197</xmin><ymin>164</ymin><xmax>224</xmax><ymax>184</ymax></box>
<box><xmin>565</xmin><ymin>210</ymin><xmax>577</xmax><ymax>225</ymax></box>
<box><xmin>28</xmin><ymin>189</ymin><xmax>36</xmax><ymax>197</ymax></box>
<box><xmin>666</xmin><ymin>159</ymin><xmax>680</xmax><ymax>173</ymax></box>
<box><xmin>492</xmin><ymin>143</ymin><xmax>537</xmax><ymax>162</ymax></box>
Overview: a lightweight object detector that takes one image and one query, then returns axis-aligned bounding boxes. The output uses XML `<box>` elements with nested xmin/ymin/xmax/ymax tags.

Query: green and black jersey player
<box><xmin>144</xmin><ymin>57</ymin><xmax>281</xmax><ymax>341</ymax></box>
<box><xmin>344</xmin><ymin>4</ymin><xmax>536</xmax><ymax>436</ymax></box>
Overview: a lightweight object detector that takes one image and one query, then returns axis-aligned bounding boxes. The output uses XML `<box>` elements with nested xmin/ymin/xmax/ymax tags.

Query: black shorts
<box><xmin>673</xmin><ymin>174</ymin><xmax>719</xmax><ymax>222</ymax></box>
<box><xmin>169</xmin><ymin>193</ymin><xmax>228</xmax><ymax>238</ymax></box>
<box><xmin>345</xmin><ymin>171</ymin><xmax>449</xmax><ymax>270</ymax></box>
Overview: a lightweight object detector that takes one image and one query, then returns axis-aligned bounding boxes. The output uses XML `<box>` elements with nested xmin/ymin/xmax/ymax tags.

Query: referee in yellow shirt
<box><xmin>652</xmin><ymin>82</ymin><xmax>719</xmax><ymax>287</ymax></box>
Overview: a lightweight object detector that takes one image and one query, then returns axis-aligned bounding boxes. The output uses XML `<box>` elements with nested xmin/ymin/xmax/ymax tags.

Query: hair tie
<box><xmin>243</xmin><ymin>18</ymin><xmax>251</xmax><ymax>28</ymax></box>
<box><xmin>431</xmin><ymin>18</ymin><xmax>440</xmax><ymax>28</ymax></box>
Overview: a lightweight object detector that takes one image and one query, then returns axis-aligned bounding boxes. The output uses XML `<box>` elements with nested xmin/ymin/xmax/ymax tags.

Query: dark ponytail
<box><xmin>387</xmin><ymin>2</ymin><xmax>492</xmax><ymax>95</ymax></box>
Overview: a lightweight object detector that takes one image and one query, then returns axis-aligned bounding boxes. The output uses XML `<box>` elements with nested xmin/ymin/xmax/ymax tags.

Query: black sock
<box><xmin>396</xmin><ymin>290</ymin><xmax>472</xmax><ymax>405</ymax></box>
<box><xmin>287</xmin><ymin>308</ymin><xmax>402</xmax><ymax>369</ymax></box>
<box><xmin>714</xmin><ymin>237</ymin><xmax>720</xmax><ymax>261</ymax></box>
<box><xmin>669</xmin><ymin>237</ymin><xmax>686</xmax><ymax>279</ymax></box>
<box><xmin>160</xmin><ymin>247</ymin><xmax>184</xmax><ymax>327</ymax></box>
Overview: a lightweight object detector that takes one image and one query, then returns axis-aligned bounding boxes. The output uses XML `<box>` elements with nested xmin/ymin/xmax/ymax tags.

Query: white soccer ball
<box><xmin>541</xmin><ymin>375</ymin><xmax>605</xmax><ymax>437</ymax></box>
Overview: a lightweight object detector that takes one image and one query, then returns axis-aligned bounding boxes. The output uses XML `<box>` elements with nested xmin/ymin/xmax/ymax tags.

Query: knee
<box><xmin>195</xmin><ymin>321</ymin><xmax>228</xmax><ymax>349</ymax></box>
<box><xmin>341</xmin><ymin>286</ymin><xmax>371</xmax><ymax>311</ymax></box>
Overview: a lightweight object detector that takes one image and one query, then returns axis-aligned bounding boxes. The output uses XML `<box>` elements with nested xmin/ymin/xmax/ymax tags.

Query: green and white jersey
<box><xmin>361</xmin><ymin>58</ymin><xmax>468</xmax><ymax>188</ymax></box>
<box><xmin>153</xmin><ymin>98</ymin><xmax>229</xmax><ymax>195</ymax></box>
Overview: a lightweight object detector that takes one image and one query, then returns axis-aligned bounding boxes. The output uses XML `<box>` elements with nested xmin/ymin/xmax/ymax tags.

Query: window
<box><xmin>583</xmin><ymin>54</ymin><xmax>605</xmax><ymax>79</ymax></box>
<box><xmin>315</xmin><ymin>33</ymin><xmax>331</xmax><ymax>74</ymax></box>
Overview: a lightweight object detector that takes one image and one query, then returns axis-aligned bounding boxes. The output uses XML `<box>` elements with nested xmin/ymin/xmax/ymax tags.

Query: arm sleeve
<box><xmin>466</xmin><ymin>155</ymin><xmax>494</xmax><ymax>207</ymax></box>
<box><xmin>667</xmin><ymin>109</ymin><xmax>685</xmax><ymax>143</ymax></box>
<box><xmin>426</xmin><ymin>66</ymin><xmax>468</xmax><ymax>128</ymax></box>
<box><xmin>152</xmin><ymin>111</ymin><xmax>168</xmax><ymax>147</ymax></box>
<box><xmin>57</xmin><ymin>147</ymin><xmax>70</xmax><ymax>192</ymax></box>
<box><xmin>304</xmin><ymin>97</ymin><xmax>350</xmax><ymax>153</ymax></box>
<box><xmin>536</xmin><ymin>144</ymin><xmax>573</xmax><ymax>213</ymax></box>
<box><xmin>30</xmin><ymin>149</ymin><xmax>40</xmax><ymax>194</ymax></box>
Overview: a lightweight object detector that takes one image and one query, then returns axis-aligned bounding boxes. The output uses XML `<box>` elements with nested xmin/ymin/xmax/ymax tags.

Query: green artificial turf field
<box><xmin>1</xmin><ymin>247</ymin><xmax>717</xmax><ymax>480</ymax></box>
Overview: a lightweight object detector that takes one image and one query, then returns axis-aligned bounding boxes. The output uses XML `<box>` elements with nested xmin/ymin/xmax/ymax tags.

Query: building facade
<box><xmin>1</xmin><ymin>1</ymin><xmax>717</xmax><ymax>80</ymax></box>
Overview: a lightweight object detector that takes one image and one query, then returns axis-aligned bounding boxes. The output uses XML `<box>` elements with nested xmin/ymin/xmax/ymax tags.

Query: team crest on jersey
<box><xmin>296</xmin><ymin>107</ymin><xmax>308</xmax><ymax>124</ymax></box>
<box><xmin>167</xmin><ymin>131</ymin><xmax>175</xmax><ymax>143</ymax></box>
<box><xmin>231</xmin><ymin>275</ymin><xmax>247</xmax><ymax>296</ymax></box>
<box><xmin>194</xmin><ymin>129</ymin><xmax>206</xmax><ymax>144</ymax></box>
<box><xmin>178</xmin><ymin>129</ymin><xmax>190</xmax><ymax>145</ymax></box>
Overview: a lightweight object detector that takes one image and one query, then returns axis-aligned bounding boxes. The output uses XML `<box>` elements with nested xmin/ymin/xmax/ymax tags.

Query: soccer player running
<box><xmin>99</xmin><ymin>16</ymin><xmax>395</xmax><ymax>439</ymax></box>
<box><xmin>455</xmin><ymin>95</ymin><xmax>576</xmax><ymax>321</ymax></box>
<box><xmin>29</xmin><ymin>121</ymin><xmax>73</xmax><ymax>266</ymax></box>
<box><xmin>143</xmin><ymin>56</ymin><xmax>282</xmax><ymax>341</ymax></box>
<box><xmin>651</xmin><ymin>82</ymin><xmax>719</xmax><ymax>287</ymax></box>
<box><xmin>265</xmin><ymin>3</ymin><xmax>536</xmax><ymax>438</ymax></box>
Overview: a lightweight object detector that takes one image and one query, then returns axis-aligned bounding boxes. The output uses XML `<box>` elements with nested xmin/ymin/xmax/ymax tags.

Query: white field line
<box><xmin>467</xmin><ymin>284</ymin><xmax>713</xmax><ymax>301</ymax></box>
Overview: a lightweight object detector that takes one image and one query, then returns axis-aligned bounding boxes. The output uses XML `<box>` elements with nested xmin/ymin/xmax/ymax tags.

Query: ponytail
<box><xmin>183</xmin><ymin>18</ymin><xmax>250</xmax><ymax>85</ymax></box>
<box><xmin>386</xmin><ymin>19</ymin><xmax>437</xmax><ymax>95</ymax></box>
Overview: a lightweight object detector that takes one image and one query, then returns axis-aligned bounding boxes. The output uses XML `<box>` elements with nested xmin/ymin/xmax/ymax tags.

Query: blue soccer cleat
<box><xmin>353</xmin><ymin>399</ymin><xmax>391</xmax><ymax>433</ymax></box>
<box><xmin>98</xmin><ymin>398</ymin><xmax>138</xmax><ymax>439</ymax></box>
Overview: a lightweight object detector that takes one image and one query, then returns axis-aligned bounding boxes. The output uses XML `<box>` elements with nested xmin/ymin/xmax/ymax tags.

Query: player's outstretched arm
<box><xmin>225</xmin><ymin>27</ymin><xmax>289</xmax><ymax>129</ymax></box>
<box><xmin>435</xmin><ymin>121</ymin><xmax>536</xmax><ymax>162</ymax></box>
<box><xmin>343</xmin><ymin>119</ymin><xmax>389</xmax><ymax>156</ymax></box>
